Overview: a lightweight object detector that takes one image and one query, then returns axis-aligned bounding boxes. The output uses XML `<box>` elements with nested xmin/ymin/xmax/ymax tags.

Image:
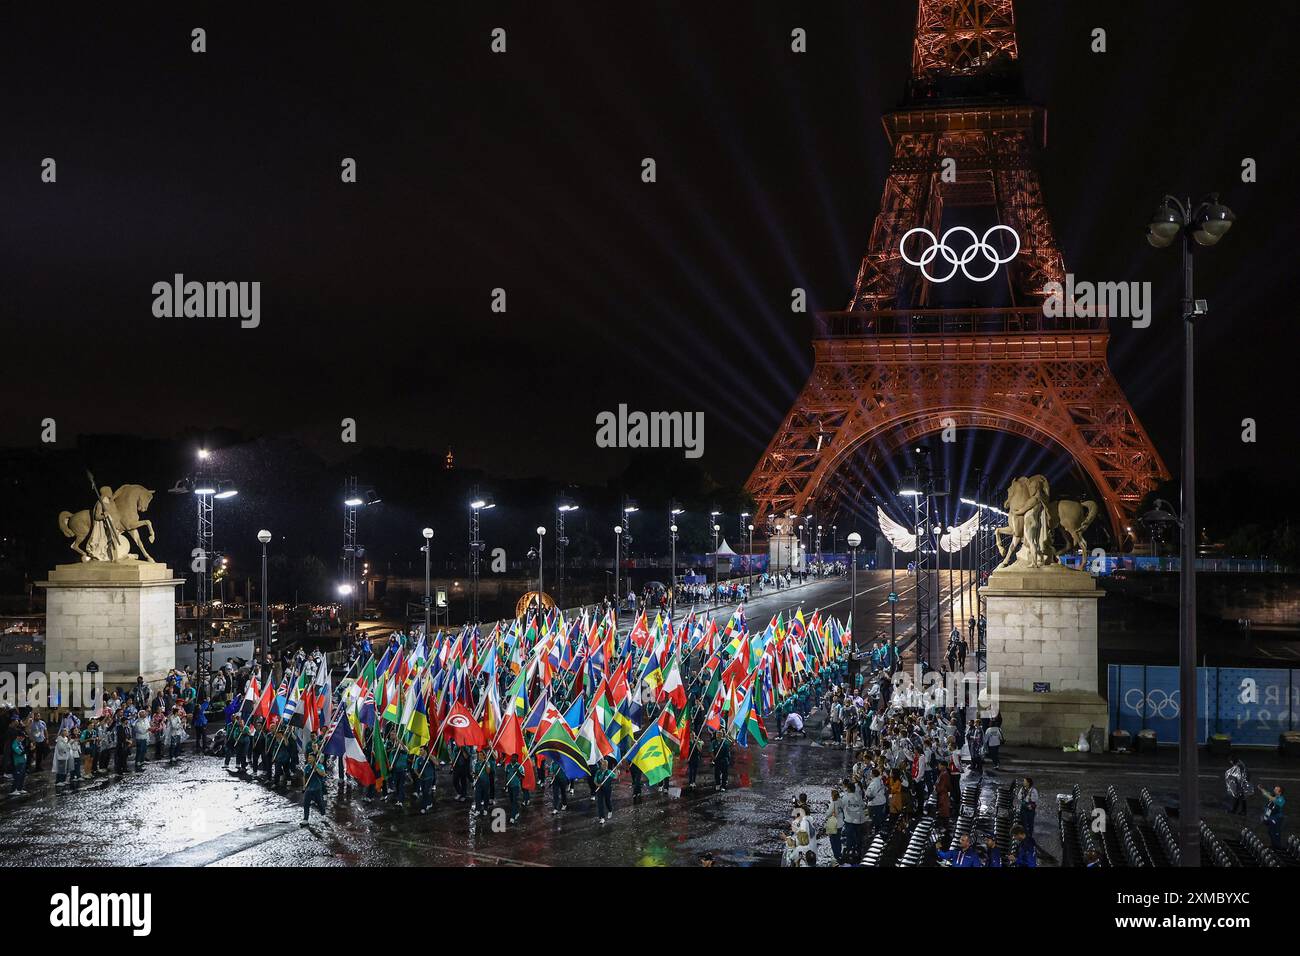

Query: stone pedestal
<box><xmin>768</xmin><ymin>533</ymin><xmax>804</xmax><ymax>572</ymax></box>
<box><xmin>37</xmin><ymin>562</ymin><xmax>183</xmax><ymax>691</ymax></box>
<box><xmin>983</xmin><ymin>563</ymin><xmax>1108</xmax><ymax>748</ymax></box>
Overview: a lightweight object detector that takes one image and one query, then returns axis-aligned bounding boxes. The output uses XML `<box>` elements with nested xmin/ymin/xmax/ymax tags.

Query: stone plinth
<box><xmin>37</xmin><ymin>562</ymin><xmax>182</xmax><ymax>690</ymax></box>
<box><xmin>983</xmin><ymin>563</ymin><xmax>1107</xmax><ymax>749</ymax></box>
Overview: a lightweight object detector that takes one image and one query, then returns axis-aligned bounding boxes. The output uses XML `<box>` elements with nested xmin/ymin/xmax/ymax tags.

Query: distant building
<box><xmin>444</xmin><ymin>446</ymin><xmax>455</xmax><ymax>470</ymax></box>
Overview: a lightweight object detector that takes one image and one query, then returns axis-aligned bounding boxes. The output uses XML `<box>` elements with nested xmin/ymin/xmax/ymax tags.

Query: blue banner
<box><xmin>1108</xmin><ymin>664</ymin><xmax>1299</xmax><ymax>744</ymax></box>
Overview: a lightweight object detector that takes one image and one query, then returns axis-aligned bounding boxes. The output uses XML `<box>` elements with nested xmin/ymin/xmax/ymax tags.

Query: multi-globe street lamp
<box><xmin>1146</xmin><ymin>191</ymin><xmax>1236</xmax><ymax>868</ymax></box>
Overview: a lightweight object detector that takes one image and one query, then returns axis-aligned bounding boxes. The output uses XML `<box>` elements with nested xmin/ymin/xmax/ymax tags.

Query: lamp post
<box><xmin>1146</xmin><ymin>191</ymin><xmax>1235</xmax><ymax>867</ymax></box>
<box><xmin>422</xmin><ymin>527</ymin><xmax>434</xmax><ymax>638</ymax></box>
<box><xmin>614</xmin><ymin>525</ymin><xmax>623</xmax><ymax>618</ymax></box>
<box><xmin>556</xmin><ymin>498</ymin><xmax>578</xmax><ymax>607</ymax></box>
<box><xmin>712</xmin><ymin>522</ymin><xmax>721</xmax><ymax>608</ymax></box>
<box><xmin>747</xmin><ymin>523</ymin><xmax>754</xmax><ymax>595</ymax></box>
<box><xmin>468</xmin><ymin>489</ymin><xmax>495</xmax><ymax>624</ymax></box>
<box><xmin>847</xmin><ymin>531</ymin><xmax>861</xmax><ymax>685</ymax></box>
<box><xmin>257</xmin><ymin>530</ymin><xmax>271</xmax><ymax>664</ymax></box>
<box><xmin>621</xmin><ymin>497</ymin><xmax>638</xmax><ymax>612</ymax></box>
<box><xmin>669</xmin><ymin>503</ymin><xmax>683</xmax><ymax>621</ymax></box>
<box><xmin>535</xmin><ymin>525</ymin><xmax>547</xmax><ymax>618</ymax></box>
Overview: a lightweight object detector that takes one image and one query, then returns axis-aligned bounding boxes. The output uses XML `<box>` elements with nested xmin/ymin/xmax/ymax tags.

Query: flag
<box><xmin>738</xmin><ymin>707</ymin><xmax>769</xmax><ymax>749</ymax></box>
<box><xmin>324</xmin><ymin>715</ymin><xmax>376</xmax><ymax>787</ymax></box>
<box><xmin>576</xmin><ymin>710</ymin><xmax>614</xmax><ymax>766</ymax></box>
<box><xmin>660</xmin><ymin>650</ymin><xmax>686</xmax><ymax>709</ymax></box>
<box><xmin>406</xmin><ymin>682</ymin><xmax>431</xmax><ymax>753</ymax></box>
<box><xmin>443</xmin><ymin>702</ymin><xmax>487</xmax><ymax>749</ymax></box>
<box><xmin>495</xmin><ymin>712</ymin><xmax>527</xmax><ymax>760</ymax></box>
<box><xmin>624</xmin><ymin>723</ymin><xmax>673</xmax><ymax>786</ymax></box>
<box><xmin>533</xmin><ymin>719</ymin><xmax>590</xmax><ymax>779</ymax></box>
<box><xmin>239</xmin><ymin>674</ymin><xmax>260</xmax><ymax>719</ymax></box>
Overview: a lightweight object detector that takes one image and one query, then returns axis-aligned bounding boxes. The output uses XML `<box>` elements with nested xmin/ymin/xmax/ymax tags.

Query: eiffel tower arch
<box><xmin>746</xmin><ymin>0</ymin><xmax>1167</xmax><ymax>545</ymax></box>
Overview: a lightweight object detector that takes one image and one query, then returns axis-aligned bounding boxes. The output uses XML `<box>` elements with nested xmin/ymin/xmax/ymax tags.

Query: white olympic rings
<box><xmin>899</xmin><ymin>225</ymin><xmax>1021</xmax><ymax>283</ymax></box>
<box><xmin>1123</xmin><ymin>688</ymin><xmax>1180</xmax><ymax>719</ymax></box>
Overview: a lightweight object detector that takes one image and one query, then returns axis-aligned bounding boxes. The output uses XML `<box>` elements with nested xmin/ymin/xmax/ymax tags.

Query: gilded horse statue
<box><xmin>59</xmin><ymin>484</ymin><xmax>157</xmax><ymax>562</ymax></box>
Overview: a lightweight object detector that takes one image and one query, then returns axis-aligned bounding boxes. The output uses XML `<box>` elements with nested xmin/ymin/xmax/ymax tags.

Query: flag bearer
<box><xmin>595</xmin><ymin>756</ymin><xmax>617</xmax><ymax>824</ymax></box>
<box><xmin>301</xmin><ymin>754</ymin><xmax>328</xmax><ymax>826</ymax></box>
<box><xmin>505</xmin><ymin>754</ymin><xmax>525</xmax><ymax>824</ymax></box>
<box><xmin>417</xmin><ymin>752</ymin><xmax>437</xmax><ymax>814</ymax></box>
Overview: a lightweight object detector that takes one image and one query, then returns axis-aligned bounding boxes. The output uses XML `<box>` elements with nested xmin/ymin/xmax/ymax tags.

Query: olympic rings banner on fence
<box><xmin>1107</xmin><ymin>664</ymin><xmax>1300</xmax><ymax>745</ymax></box>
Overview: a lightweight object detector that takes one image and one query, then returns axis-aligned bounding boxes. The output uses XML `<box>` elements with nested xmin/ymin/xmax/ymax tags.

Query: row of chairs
<box><xmin>896</xmin><ymin>815</ymin><xmax>937</xmax><ymax>867</ymax></box>
<box><xmin>1072</xmin><ymin>785</ymin><xmax>1108</xmax><ymax>866</ymax></box>
<box><xmin>1236</xmin><ymin>827</ymin><xmax>1282</xmax><ymax>867</ymax></box>
<box><xmin>1200</xmin><ymin>820</ymin><xmax>1239</xmax><ymax>867</ymax></box>
<box><xmin>1147</xmin><ymin>805</ymin><xmax>1182</xmax><ymax>866</ymax></box>
<box><xmin>1105</xmin><ymin>784</ymin><xmax>1150</xmax><ymax>867</ymax></box>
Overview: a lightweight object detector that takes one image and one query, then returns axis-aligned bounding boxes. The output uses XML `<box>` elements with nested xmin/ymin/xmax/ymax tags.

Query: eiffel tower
<box><xmin>745</xmin><ymin>0</ymin><xmax>1167</xmax><ymax>546</ymax></box>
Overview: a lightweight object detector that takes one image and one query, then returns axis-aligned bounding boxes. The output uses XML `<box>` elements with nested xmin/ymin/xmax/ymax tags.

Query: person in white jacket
<box><xmin>164</xmin><ymin>710</ymin><xmax>186</xmax><ymax>763</ymax></box>
<box><xmin>53</xmin><ymin>729</ymin><xmax>74</xmax><ymax>787</ymax></box>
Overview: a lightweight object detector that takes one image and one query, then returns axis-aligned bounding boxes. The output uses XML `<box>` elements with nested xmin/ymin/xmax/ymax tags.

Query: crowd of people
<box><xmin>779</xmin><ymin>661</ymin><xmax>1037</xmax><ymax>867</ymax></box>
<box><xmin>2</xmin><ymin>669</ymin><xmax>210</xmax><ymax>795</ymax></box>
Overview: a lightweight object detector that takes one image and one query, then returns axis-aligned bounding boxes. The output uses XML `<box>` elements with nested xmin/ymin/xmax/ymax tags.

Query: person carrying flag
<box><xmin>550</xmin><ymin>763</ymin><xmax>568</xmax><ymax>814</ymax></box>
<box><xmin>417</xmin><ymin>751</ymin><xmax>437</xmax><ymax>814</ymax></box>
<box><xmin>505</xmin><ymin>754</ymin><xmax>525</xmax><ymax>824</ymax></box>
<box><xmin>301</xmin><ymin>752</ymin><xmax>328</xmax><ymax>826</ymax></box>
<box><xmin>390</xmin><ymin>746</ymin><xmax>410</xmax><ymax>807</ymax></box>
<box><xmin>473</xmin><ymin>747</ymin><xmax>493</xmax><ymax>816</ymax></box>
<box><xmin>711</xmin><ymin>731</ymin><xmax>732</xmax><ymax>792</ymax></box>
<box><xmin>594</xmin><ymin>756</ymin><xmax>618</xmax><ymax>825</ymax></box>
<box><xmin>452</xmin><ymin>743</ymin><xmax>470</xmax><ymax>802</ymax></box>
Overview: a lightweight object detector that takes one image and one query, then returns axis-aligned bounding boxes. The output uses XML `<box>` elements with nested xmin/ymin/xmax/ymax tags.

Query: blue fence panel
<box><xmin>1109</xmin><ymin>664</ymin><xmax>1298</xmax><ymax>745</ymax></box>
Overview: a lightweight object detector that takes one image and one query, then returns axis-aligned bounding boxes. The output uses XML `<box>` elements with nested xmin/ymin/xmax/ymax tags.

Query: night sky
<box><xmin>3</xmin><ymin>1</ymin><xmax>1298</xmax><ymax>498</ymax></box>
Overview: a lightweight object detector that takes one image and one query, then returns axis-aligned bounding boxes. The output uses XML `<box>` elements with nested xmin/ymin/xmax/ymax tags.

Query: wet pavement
<box><xmin>5</xmin><ymin>718</ymin><xmax>1299</xmax><ymax>866</ymax></box>
<box><xmin>0</xmin><ymin>717</ymin><xmax>856</xmax><ymax>867</ymax></box>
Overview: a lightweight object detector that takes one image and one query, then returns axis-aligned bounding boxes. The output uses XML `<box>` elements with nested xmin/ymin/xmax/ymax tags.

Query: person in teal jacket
<box><xmin>391</xmin><ymin>747</ymin><xmax>410</xmax><ymax>805</ymax></box>
<box><xmin>505</xmin><ymin>754</ymin><xmax>525</xmax><ymax>824</ymax></box>
<box><xmin>301</xmin><ymin>754</ymin><xmax>328</xmax><ymax>826</ymax></box>
<box><xmin>9</xmin><ymin>727</ymin><xmax>29</xmax><ymax>794</ymax></box>
<box><xmin>417</xmin><ymin>753</ymin><xmax>437</xmax><ymax>813</ymax></box>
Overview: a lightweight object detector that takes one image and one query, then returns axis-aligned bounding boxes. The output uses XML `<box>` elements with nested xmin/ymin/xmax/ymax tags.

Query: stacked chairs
<box><xmin>860</xmin><ymin>830</ymin><xmax>889</xmax><ymax>866</ymax></box>
<box><xmin>992</xmin><ymin>782</ymin><xmax>1015</xmax><ymax>855</ymax></box>
<box><xmin>896</xmin><ymin>815</ymin><xmax>936</xmax><ymax>867</ymax></box>
<box><xmin>1105</xmin><ymin>786</ymin><xmax>1149</xmax><ymax>867</ymax></box>
<box><xmin>1286</xmin><ymin>834</ymin><xmax>1300</xmax><ymax>866</ymax></box>
<box><xmin>1236</xmin><ymin>827</ymin><xmax>1282</xmax><ymax>868</ymax></box>
<box><xmin>947</xmin><ymin>784</ymin><xmax>980</xmax><ymax>851</ymax></box>
<box><xmin>1199</xmin><ymin>820</ymin><xmax>1238</xmax><ymax>867</ymax></box>
<box><xmin>1147</xmin><ymin>807</ymin><xmax>1182</xmax><ymax>867</ymax></box>
<box><xmin>1072</xmin><ymin>785</ymin><xmax>1107</xmax><ymax>866</ymax></box>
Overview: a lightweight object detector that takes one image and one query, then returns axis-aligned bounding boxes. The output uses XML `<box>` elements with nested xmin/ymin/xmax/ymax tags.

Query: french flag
<box><xmin>323</xmin><ymin>715</ymin><xmax>375</xmax><ymax>786</ymax></box>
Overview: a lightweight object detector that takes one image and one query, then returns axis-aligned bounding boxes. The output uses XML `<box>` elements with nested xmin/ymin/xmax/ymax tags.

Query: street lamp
<box><xmin>257</xmin><ymin>530</ymin><xmax>271</xmax><ymax>664</ymax></box>
<box><xmin>846</xmin><ymin>532</ymin><xmax>862</xmax><ymax>684</ymax></box>
<box><xmin>469</xmin><ymin>489</ymin><xmax>495</xmax><ymax>624</ymax></box>
<box><xmin>712</xmin><ymin>523</ymin><xmax>721</xmax><ymax>608</ymax></box>
<box><xmin>422</xmin><ymin>527</ymin><xmax>434</xmax><ymax>638</ymax></box>
<box><xmin>614</xmin><ymin>524</ymin><xmax>624</xmax><ymax>616</ymax></box>
<box><xmin>535</xmin><ymin>525</ymin><xmax>547</xmax><ymax>617</ymax></box>
<box><xmin>556</xmin><ymin>497</ymin><xmax>578</xmax><ymax>607</ymax></box>
<box><xmin>1146</xmin><ymin>191</ymin><xmax>1235</xmax><ymax>868</ymax></box>
<box><xmin>747</xmin><ymin>524</ymin><xmax>754</xmax><ymax>594</ymax></box>
<box><xmin>669</xmin><ymin>522</ymin><xmax>679</xmax><ymax>624</ymax></box>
